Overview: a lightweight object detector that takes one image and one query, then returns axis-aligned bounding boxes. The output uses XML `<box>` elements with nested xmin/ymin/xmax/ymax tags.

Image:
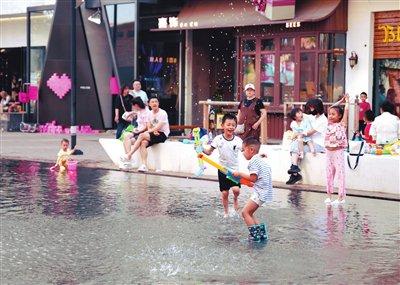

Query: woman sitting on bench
<box><xmin>121</xmin><ymin>96</ymin><xmax>170</xmax><ymax>172</ymax></box>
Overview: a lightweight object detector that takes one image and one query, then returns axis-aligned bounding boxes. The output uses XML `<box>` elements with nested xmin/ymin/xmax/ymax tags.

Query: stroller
<box><xmin>20</xmin><ymin>122</ymin><xmax>38</xmax><ymax>133</ymax></box>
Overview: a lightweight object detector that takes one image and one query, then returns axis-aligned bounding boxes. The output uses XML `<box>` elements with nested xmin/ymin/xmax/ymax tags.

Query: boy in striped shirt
<box><xmin>233</xmin><ymin>137</ymin><xmax>273</xmax><ymax>242</ymax></box>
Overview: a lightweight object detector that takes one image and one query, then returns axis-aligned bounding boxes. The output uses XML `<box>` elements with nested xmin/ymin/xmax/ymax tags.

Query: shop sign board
<box><xmin>374</xmin><ymin>11</ymin><xmax>400</xmax><ymax>59</ymax></box>
<box><xmin>158</xmin><ymin>16</ymin><xmax>198</xmax><ymax>29</ymax></box>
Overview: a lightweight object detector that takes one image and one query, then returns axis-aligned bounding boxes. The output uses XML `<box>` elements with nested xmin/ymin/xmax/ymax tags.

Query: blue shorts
<box><xmin>290</xmin><ymin>141</ymin><xmax>325</xmax><ymax>154</ymax></box>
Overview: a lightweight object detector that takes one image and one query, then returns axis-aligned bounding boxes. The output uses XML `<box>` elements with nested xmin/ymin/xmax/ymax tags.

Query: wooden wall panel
<box><xmin>267</xmin><ymin>112</ymin><xmax>284</xmax><ymax>140</ymax></box>
<box><xmin>374</xmin><ymin>11</ymin><xmax>400</xmax><ymax>59</ymax></box>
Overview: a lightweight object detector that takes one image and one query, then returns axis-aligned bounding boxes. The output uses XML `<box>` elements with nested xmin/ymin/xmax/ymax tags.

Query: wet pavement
<box><xmin>1</xmin><ymin>159</ymin><xmax>399</xmax><ymax>284</ymax></box>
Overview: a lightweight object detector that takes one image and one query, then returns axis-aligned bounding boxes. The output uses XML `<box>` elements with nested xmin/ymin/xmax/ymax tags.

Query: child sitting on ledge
<box><xmin>50</xmin><ymin>138</ymin><xmax>76</xmax><ymax>172</ymax></box>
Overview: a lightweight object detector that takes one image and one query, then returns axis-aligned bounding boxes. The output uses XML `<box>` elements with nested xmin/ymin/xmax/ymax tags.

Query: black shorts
<box><xmin>148</xmin><ymin>132</ymin><xmax>167</xmax><ymax>147</ymax></box>
<box><xmin>218</xmin><ymin>170</ymin><xmax>241</xmax><ymax>192</ymax></box>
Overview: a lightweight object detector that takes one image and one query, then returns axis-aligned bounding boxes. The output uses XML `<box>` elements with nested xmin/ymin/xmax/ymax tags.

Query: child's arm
<box><xmin>332</xmin><ymin>93</ymin><xmax>346</xmax><ymax>107</ymax></box>
<box><xmin>233</xmin><ymin>171</ymin><xmax>258</xmax><ymax>183</ymax></box>
<box><xmin>67</xmin><ymin>147</ymin><xmax>76</xmax><ymax>155</ymax></box>
<box><xmin>202</xmin><ymin>145</ymin><xmax>214</xmax><ymax>155</ymax></box>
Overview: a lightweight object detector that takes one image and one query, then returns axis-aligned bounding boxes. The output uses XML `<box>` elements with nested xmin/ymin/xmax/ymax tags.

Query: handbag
<box><xmin>347</xmin><ymin>133</ymin><xmax>366</xmax><ymax>170</ymax></box>
<box><xmin>235</xmin><ymin>124</ymin><xmax>245</xmax><ymax>135</ymax></box>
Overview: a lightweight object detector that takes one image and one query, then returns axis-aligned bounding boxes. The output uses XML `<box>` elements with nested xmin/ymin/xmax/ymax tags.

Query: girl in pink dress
<box><xmin>324</xmin><ymin>95</ymin><xmax>349</xmax><ymax>205</ymax></box>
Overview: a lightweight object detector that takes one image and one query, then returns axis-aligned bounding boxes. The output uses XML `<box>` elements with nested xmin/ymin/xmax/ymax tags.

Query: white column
<box><xmin>184</xmin><ymin>30</ymin><xmax>193</xmax><ymax>125</ymax></box>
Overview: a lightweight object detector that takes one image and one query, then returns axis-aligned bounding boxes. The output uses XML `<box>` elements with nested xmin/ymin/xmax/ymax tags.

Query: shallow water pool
<box><xmin>1</xmin><ymin>159</ymin><xmax>399</xmax><ymax>284</ymax></box>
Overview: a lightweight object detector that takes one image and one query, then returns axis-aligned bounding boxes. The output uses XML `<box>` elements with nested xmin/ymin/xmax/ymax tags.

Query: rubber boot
<box><xmin>248</xmin><ymin>225</ymin><xmax>260</xmax><ymax>242</ymax></box>
<box><xmin>258</xmin><ymin>223</ymin><xmax>268</xmax><ymax>240</ymax></box>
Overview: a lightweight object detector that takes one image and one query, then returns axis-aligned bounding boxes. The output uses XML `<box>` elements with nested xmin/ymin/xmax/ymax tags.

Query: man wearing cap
<box><xmin>237</xmin><ymin>83</ymin><xmax>267</xmax><ymax>141</ymax></box>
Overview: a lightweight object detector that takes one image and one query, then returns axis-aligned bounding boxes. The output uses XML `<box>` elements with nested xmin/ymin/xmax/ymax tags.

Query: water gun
<box><xmin>197</xmin><ymin>153</ymin><xmax>254</xmax><ymax>187</ymax></box>
<box><xmin>193</xmin><ymin>127</ymin><xmax>206</xmax><ymax>176</ymax></box>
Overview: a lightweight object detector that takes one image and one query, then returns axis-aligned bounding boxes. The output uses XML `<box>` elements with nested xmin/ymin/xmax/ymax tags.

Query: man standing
<box><xmin>129</xmin><ymin>80</ymin><xmax>148</xmax><ymax>105</ymax></box>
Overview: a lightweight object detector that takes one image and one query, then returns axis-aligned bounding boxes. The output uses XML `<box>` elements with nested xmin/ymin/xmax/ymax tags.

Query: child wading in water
<box><xmin>289</xmin><ymin>107</ymin><xmax>315</xmax><ymax>159</ymax></box>
<box><xmin>202</xmin><ymin>113</ymin><xmax>242</xmax><ymax>218</ymax></box>
<box><xmin>233</xmin><ymin>137</ymin><xmax>273</xmax><ymax>242</ymax></box>
<box><xmin>325</xmin><ymin>95</ymin><xmax>349</xmax><ymax>205</ymax></box>
<box><xmin>50</xmin><ymin>138</ymin><xmax>76</xmax><ymax>172</ymax></box>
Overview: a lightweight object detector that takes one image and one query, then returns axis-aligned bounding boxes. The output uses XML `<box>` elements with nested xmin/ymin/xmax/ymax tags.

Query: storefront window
<box><xmin>300</xmin><ymin>53</ymin><xmax>316</xmax><ymax>101</ymax></box>
<box><xmin>260</xmin><ymin>54</ymin><xmax>275</xmax><ymax>103</ymax></box>
<box><xmin>280</xmin><ymin>53</ymin><xmax>294</xmax><ymax>103</ymax></box>
<box><xmin>28</xmin><ymin>8</ymin><xmax>54</xmax><ymax>120</ymax></box>
<box><xmin>242</xmin><ymin>55</ymin><xmax>256</xmax><ymax>87</ymax></box>
<box><xmin>242</xmin><ymin>40</ymin><xmax>256</xmax><ymax>52</ymax></box>
<box><xmin>319</xmin><ymin>33</ymin><xmax>346</xmax><ymax>51</ymax></box>
<box><xmin>301</xmin><ymin>36</ymin><xmax>316</xmax><ymax>50</ymax></box>
<box><xmin>373</xmin><ymin>59</ymin><xmax>400</xmax><ymax>115</ymax></box>
<box><xmin>139</xmin><ymin>41</ymin><xmax>180</xmax><ymax>125</ymax></box>
<box><xmin>30</xmin><ymin>10</ymin><xmax>54</xmax><ymax>85</ymax></box>
<box><xmin>318</xmin><ymin>53</ymin><xmax>344</xmax><ymax>102</ymax></box>
<box><xmin>261</xmin><ymin>39</ymin><xmax>275</xmax><ymax>51</ymax></box>
<box><xmin>281</xmin><ymin>37</ymin><xmax>295</xmax><ymax>51</ymax></box>
<box><xmin>239</xmin><ymin>33</ymin><xmax>345</xmax><ymax>105</ymax></box>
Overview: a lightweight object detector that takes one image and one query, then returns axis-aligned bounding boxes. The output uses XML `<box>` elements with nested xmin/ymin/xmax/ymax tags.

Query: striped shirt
<box><xmin>248</xmin><ymin>155</ymin><xmax>273</xmax><ymax>203</ymax></box>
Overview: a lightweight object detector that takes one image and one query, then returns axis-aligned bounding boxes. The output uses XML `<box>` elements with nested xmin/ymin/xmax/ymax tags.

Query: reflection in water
<box><xmin>325</xmin><ymin>205</ymin><xmax>347</xmax><ymax>246</ymax></box>
<box><xmin>1</xmin><ymin>159</ymin><xmax>399</xmax><ymax>284</ymax></box>
<box><xmin>287</xmin><ymin>189</ymin><xmax>303</xmax><ymax>208</ymax></box>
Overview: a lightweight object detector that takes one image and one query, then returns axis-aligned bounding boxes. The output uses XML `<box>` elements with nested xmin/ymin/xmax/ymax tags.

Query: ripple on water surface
<box><xmin>1</xmin><ymin>159</ymin><xmax>399</xmax><ymax>284</ymax></box>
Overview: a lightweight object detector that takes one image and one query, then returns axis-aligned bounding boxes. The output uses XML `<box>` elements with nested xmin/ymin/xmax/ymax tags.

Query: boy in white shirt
<box><xmin>203</xmin><ymin>113</ymin><xmax>243</xmax><ymax>218</ymax></box>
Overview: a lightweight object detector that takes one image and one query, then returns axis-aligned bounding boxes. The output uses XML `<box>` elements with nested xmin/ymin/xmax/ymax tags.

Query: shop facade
<box><xmin>372</xmin><ymin>10</ymin><xmax>400</xmax><ymax>115</ymax></box>
<box><xmin>346</xmin><ymin>0</ymin><xmax>400</xmax><ymax>117</ymax></box>
<box><xmin>158</xmin><ymin>0</ymin><xmax>348</xmax><ymax>139</ymax></box>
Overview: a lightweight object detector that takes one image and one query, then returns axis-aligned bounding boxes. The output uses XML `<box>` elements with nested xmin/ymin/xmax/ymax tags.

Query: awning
<box><xmin>154</xmin><ymin>0</ymin><xmax>341</xmax><ymax>31</ymax></box>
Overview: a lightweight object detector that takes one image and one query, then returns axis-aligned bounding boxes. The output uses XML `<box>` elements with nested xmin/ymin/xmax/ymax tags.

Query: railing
<box><xmin>198</xmin><ymin>100</ymin><xmax>270</xmax><ymax>144</ymax></box>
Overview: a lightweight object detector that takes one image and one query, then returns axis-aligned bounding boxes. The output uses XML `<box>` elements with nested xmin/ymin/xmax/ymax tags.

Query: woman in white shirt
<box><xmin>287</xmin><ymin>98</ymin><xmax>328</xmax><ymax>185</ymax></box>
<box><xmin>370</xmin><ymin>100</ymin><xmax>400</xmax><ymax>145</ymax></box>
<box><xmin>122</xmin><ymin>97</ymin><xmax>151</xmax><ymax>155</ymax></box>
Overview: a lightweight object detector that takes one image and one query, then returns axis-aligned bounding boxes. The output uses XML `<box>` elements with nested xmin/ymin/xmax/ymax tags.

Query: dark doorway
<box><xmin>139</xmin><ymin>32</ymin><xmax>181</xmax><ymax>126</ymax></box>
<box><xmin>0</xmin><ymin>48</ymin><xmax>25</xmax><ymax>93</ymax></box>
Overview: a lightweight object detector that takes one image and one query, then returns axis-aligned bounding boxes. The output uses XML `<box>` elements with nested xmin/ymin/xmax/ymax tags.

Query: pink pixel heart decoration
<box><xmin>47</xmin><ymin>73</ymin><xmax>71</xmax><ymax>99</ymax></box>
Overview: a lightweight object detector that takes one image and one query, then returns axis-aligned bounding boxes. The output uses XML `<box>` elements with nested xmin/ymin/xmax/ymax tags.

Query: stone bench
<box><xmin>99</xmin><ymin>138</ymin><xmax>400</xmax><ymax>196</ymax></box>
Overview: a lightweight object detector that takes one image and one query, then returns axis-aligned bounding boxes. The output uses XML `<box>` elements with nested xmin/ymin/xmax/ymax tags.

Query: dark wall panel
<box><xmin>39</xmin><ymin>0</ymin><xmax>104</xmax><ymax>129</ymax></box>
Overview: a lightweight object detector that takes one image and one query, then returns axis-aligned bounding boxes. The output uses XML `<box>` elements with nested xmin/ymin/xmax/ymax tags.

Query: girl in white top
<box><xmin>370</xmin><ymin>100</ymin><xmax>400</xmax><ymax>144</ymax></box>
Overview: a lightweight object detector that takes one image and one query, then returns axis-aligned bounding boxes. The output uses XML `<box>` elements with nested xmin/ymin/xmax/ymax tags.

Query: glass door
<box><xmin>27</xmin><ymin>6</ymin><xmax>54</xmax><ymax>122</ymax></box>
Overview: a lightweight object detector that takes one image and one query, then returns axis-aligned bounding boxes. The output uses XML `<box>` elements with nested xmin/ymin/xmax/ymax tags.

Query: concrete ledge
<box><xmin>99</xmin><ymin>139</ymin><xmax>400</xmax><ymax>197</ymax></box>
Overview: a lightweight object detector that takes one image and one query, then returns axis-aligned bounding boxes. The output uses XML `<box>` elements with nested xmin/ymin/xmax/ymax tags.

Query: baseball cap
<box><xmin>244</xmin><ymin>83</ymin><xmax>255</xmax><ymax>91</ymax></box>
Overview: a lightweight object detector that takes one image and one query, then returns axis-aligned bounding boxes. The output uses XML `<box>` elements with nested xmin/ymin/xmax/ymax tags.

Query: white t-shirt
<box><xmin>210</xmin><ymin>134</ymin><xmax>243</xmax><ymax>170</ymax></box>
<box><xmin>130</xmin><ymin>90</ymin><xmax>148</xmax><ymax>105</ymax></box>
<box><xmin>148</xmin><ymin>108</ymin><xmax>170</xmax><ymax>137</ymax></box>
<box><xmin>370</xmin><ymin>112</ymin><xmax>400</xmax><ymax>144</ymax></box>
<box><xmin>305</xmin><ymin>113</ymin><xmax>328</xmax><ymax>147</ymax></box>
<box><xmin>136</xmin><ymin>108</ymin><xmax>151</xmax><ymax>130</ymax></box>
